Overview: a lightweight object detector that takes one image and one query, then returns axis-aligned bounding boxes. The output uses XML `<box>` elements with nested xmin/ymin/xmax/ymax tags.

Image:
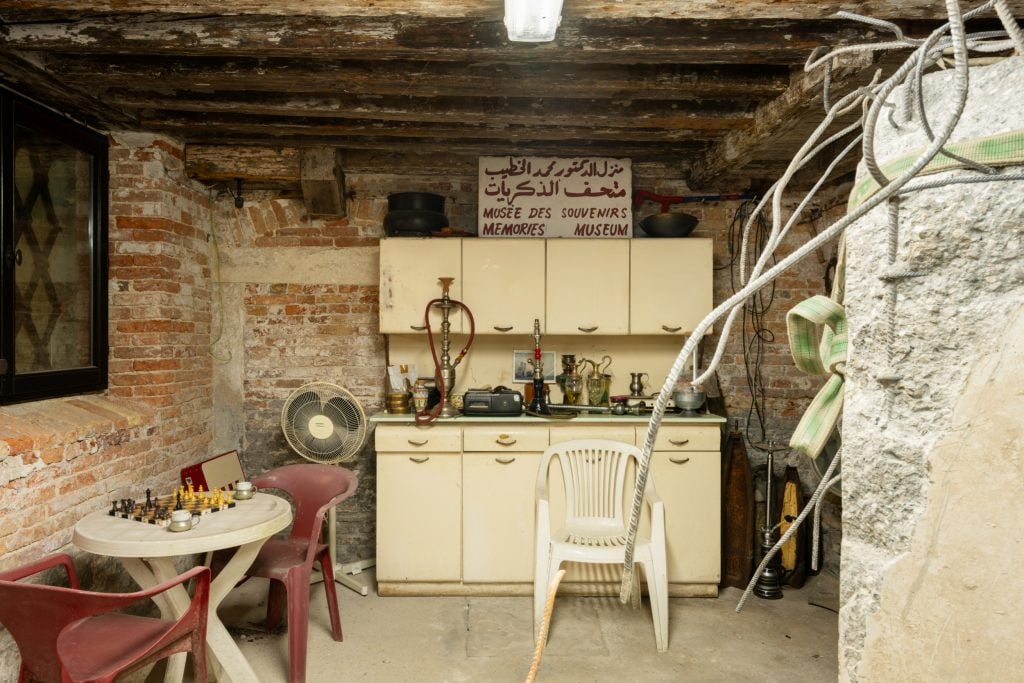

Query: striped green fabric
<box><xmin>787</xmin><ymin>295</ymin><xmax>847</xmax><ymax>460</ymax></box>
<box><xmin>848</xmin><ymin>129</ymin><xmax>1024</xmax><ymax>210</ymax></box>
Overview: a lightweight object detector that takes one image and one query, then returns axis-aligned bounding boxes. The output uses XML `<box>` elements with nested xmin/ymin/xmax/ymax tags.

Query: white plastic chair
<box><xmin>534</xmin><ymin>438</ymin><xmax>668</xmax><ymax>652</ymax></box>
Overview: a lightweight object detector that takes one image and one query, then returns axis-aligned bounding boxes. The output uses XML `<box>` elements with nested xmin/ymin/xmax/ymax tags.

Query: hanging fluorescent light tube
<box><xmin>504</xmin><ymin>0</ymin><xmax>564</xmax><ymax>42</ymax></box>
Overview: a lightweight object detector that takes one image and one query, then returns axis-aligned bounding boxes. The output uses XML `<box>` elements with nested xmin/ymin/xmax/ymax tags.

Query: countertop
<box><xmin>370</xmin><ymin>410</ymin><xmax>726</xmax><ymax>424</ymax></box>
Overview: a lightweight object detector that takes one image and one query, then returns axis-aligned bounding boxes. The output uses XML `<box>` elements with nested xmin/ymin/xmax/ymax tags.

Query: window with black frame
<box><xmin>0</xmin><ymin>89</ymin><xmax>108</xmax><ymax>404</ymax></box>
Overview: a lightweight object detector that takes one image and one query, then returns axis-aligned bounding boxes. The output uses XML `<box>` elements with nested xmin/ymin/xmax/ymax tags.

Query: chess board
<box><xmin>110</xmin><ymin>489</ymin><xmax>236</xmax><ymax>527</ymax></box>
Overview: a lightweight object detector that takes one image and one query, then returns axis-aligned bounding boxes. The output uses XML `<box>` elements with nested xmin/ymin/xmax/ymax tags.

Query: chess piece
<box><xmin>145</xmin><ymin>488</ymin><xmax>152</xmax><ymax>510</ymax></box>
<box><xmin>175</xmin><ymin>491</ymin><xmax>183</xmax><ymax>510</ymax></box>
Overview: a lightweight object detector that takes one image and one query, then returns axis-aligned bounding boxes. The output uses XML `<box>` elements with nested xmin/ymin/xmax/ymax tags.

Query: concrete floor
<box><xmin>199</xmin><ymin>571</ymin><xmax>839</xmax><ymax>683</ymax></box>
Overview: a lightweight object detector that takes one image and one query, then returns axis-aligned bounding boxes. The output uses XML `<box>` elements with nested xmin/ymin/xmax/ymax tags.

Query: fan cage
<box><xmin>281</xmin><ymin>382</ymin><xmax>367</xmax><ymax>464</ymax></box>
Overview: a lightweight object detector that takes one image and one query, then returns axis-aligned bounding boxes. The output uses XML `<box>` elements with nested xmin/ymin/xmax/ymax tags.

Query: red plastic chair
<box><xmin>0</xmin><ymin>553</ymin><xmax>209</xmax><ymax>683</ymax></box>
<box><xmin>242</xmin><ymin>464</ymin><xmax>359</xmax><ymax>683</ymax></box>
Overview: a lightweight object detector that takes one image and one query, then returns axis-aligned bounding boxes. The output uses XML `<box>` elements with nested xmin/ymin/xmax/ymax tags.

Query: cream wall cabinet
<box><xmin>630</xmin><ymin>238</ymin><xmax>714</xmax><ymax>335</ymax></box>
<box><xmin>461</xmin><ymin>239</ymin><xmax>546</xmax><ymax>335</ymax></box>
<box><xmin>381</xmin><ymin>237</ymin><xmax>712</xmax><ymax>336</ymax></box>
<box><xmin>379</xmin><ymin>238</ymin><xmax>463</xmax><ymax>334</ymax></box>
<box><xmin>375</xmin><ymin>426</ymin><xmax>462</xmax><ymax>582</ymax></box>
<box><xmin>545</xmin><ymin>240</ymin><xmax>630</xmax><ymax>335</ymax></box>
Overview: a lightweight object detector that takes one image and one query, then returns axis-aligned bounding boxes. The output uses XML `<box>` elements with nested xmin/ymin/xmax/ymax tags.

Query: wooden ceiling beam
<box><xmin>106</xmin><ymin>90</ymin><xmax>755</xmax><ymax>131</ymax></box>
<box><xmin>182</xmin><ymin>135</ymin><xmax>707</xmax><ymax>161</ymax></box>
<box><xmin>2</xmin><ymin>0</ymin><xmax>1017</xmax><ymax>21</ymax></box>
<box><xmin>139</xmin><ymin>109</ymin><xmax>727</xmax><ymax>144</ymax></box>
<box><xmin>0</xmin><ymin>16</ymin><xmax>883</xmax><ymax>64</ymax></box>
<box><xmin>0</xmin><ymin>50</ymin><xmax>137</xmax><ymax>128</ymax></box>
<box><xmin>687</xmin><ymin>51</ymin><xmax>877</xmax><ymax>188</ymax></box>
<box><xmin>43</xmin><ymin>57</ymin><xmax>791</xmax><ymax>100</ymax></box>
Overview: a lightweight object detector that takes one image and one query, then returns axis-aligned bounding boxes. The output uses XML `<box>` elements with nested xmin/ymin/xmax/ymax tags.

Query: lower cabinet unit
<box><xmin>373</xmin><ymin>416</ymin><xmax>723</xmax><ymax>597</ymax></box>
<box><xmin>375</xmin><ymin>426</ymin><xmax>462</xmax><ymax>585</ymax></box>
<box><xmin>462</xmin><ymin>426</ymin><xmax>547</xmax><ymax>583</ymax></box>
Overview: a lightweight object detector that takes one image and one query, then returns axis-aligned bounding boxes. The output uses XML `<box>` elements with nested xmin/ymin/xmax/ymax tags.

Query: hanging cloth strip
<box><xmin>848</xmin><ymin>128</ymin><xmax>1024</xmax><ymax>210</ymax></box>
<box><xmin>787</xmin><ymin>238</ymin><xmax>848</xmax><ymax>460</ymax></box>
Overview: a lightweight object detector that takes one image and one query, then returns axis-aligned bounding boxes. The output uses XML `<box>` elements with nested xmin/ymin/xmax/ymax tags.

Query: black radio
<box><xmin>461</xmin><ymin>386</ymin><xmax>523</xmax><ymax>417</ymax></box>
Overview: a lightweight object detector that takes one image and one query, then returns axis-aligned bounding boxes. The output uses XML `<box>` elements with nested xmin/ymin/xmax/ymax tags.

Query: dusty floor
<box><xmin>177</xmin><ymin>570</ymin><xmax>840</xmax><ymax>683</ymax></box>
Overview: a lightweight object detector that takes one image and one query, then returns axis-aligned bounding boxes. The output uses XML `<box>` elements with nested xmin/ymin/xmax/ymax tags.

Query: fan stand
<box><xmin>311</xmin><ymin>507</ymin><xmax>375</xmax><ymax>596</ymax></box>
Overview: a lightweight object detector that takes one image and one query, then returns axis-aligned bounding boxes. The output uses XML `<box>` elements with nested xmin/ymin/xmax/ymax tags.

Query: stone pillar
<box><xmin>841</xmin><ymin>56</ymin><xmax>1024</xmax><ymax>679</ymax></box>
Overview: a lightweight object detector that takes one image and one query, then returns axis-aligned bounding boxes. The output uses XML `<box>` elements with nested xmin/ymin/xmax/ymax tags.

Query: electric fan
<box><xmin>281</xmin><ymin>381</ymin><xmax>372</xmax><ymax>595</ymax></box>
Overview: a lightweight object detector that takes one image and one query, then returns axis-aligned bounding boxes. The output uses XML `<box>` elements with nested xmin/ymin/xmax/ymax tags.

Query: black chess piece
<box><xmin>110</xmin><ymin>500</ymin><xmax>118</xmax><ymax>516</ymax></box>
<box><xmin>175</xmin><ymin>491</ymin><xmax>183</xmax><ymax>510</ymax></box>
<box><xmin>145</xmin><ymin>488</ymin><xmax>152</xmax><ymax>510</ymax></box>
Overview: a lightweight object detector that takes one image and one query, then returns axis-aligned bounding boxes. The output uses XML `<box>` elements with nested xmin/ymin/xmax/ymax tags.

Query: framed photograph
<box><xmin>513</xmin><ymin>350</ymin><xmax>556</xmax><ymax>383</ymax></box>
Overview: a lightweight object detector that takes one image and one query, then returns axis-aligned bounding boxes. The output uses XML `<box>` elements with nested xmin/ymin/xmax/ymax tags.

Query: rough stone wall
<box><xmin>840</xmin><ymin>56</ymin><xmax>1024</xmax><ymax>680</ymax></box>
<box><xmin>0</xmin><ymin>132</ymin><xmax>215</xmax><ymax>680</ymax></box>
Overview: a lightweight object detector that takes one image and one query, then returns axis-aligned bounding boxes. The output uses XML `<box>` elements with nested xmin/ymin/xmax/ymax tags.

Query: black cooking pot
<box><xmin>384</xmin><ymin>210</ymin><xmax>449</xmax><ymax>236</ymax></box>
<box><xmin>638</xmin><ymin>212</ymin><xmax>700</xmax><ymax>237</ymax></box>
<box><xmin>388</xmin><ymin>192</ymin><xmax>446</xmax><ymax>214</ymax></box>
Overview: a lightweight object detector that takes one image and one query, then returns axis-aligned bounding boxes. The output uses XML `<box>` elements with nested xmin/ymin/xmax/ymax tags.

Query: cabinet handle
<box><xmin>493</xmin><ymin>325</ymin><xmax>513</xmax><ymax>332</ymax></box>
<box><xmin>669</xmin><ymin>457</ymin><xmax>691</xmax><ymax>465</ymax></box>
<box><xmin>669</xmin><ymin>439</ymin><xmax>690</xmax><ymax>446</ymax></box>
<box><xmin>495</xmin><ymin>457</ymin><xmax>516</xmax><ymax>465</ymax></box>
<box><xmin>407</xmin><ymin>439</ymin><xmax>428</xmax><ymax>446</ymax></box>
<box><xmin>577</xmin><ymin>325</ymin><xmax>598</xmax><ymax>333</ymax></box>
<box><xmin>661</xmin><ymin>324</ymin><xmax>682</xmax><ymax>333</ymax></box>
<box><xmin>409</xmin><ymin>324</ymin><xmax>427</xmax><ymax>331</ymax></box>
<box><xmin>495</xmin><ymin>438</ymin><xmax>518</xmax><ymax>446</ymax></box>
<box><xmin>409</xmin><ymin>456</ymin><xmax>430</xmax><ymax>464</ymax></box>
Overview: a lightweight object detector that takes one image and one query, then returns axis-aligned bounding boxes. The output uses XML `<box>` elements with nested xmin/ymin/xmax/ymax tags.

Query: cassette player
<box><xmin>461</xmin><ymin>386</ymin><xmax>523</xmax><ymax>417</ymax></box>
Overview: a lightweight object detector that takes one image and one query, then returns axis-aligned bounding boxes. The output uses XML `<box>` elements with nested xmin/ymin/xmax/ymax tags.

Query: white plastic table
<box><xmin>73</xmin><ymin>492</ymin><xmax>292</xmax><ymax>683</ymax></box>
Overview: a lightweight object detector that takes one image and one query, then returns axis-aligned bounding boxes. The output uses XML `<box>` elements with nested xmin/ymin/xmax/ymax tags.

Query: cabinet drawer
<box><xmin>645</xmin><ymin>425</ymin><xmax>720</xmax><ymax>451</ymax></box>
<box><xmin>463</xmin><ymin>426</ymin><xmax>548</xmax><ymax>452</ymax></box>
<box><xmin>375</xmin><ymin>425</ymin><xmax>462</xmax><ymax>452</ymax></box>
<box><xmin>549</xmin><ymin>425</ymin><xmax>636</xmax><ymax>446</ymax></box>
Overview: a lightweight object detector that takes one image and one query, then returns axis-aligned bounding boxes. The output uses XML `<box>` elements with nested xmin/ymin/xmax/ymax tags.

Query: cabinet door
<box><xmin>545</xmin><ymin>240</ymin><xmax>629</xmax><ymax>335</ymax></box>
<box><xmin>376</xmin><ymin>452</ymin><xmax>462</xmax><ymax>581</ymax></box>
<box><xmin>462</xmin><ymin>239</ymin><xmax>545</xmax><ymax>335</ymax></box>
<box><xmin>379</xmin><ymin>238</ymin><xmax>462</xmax><ymax>334</ymax></box>
<box><xmin>630</xmin><ymin>238</ymin><xmax>713</xmax><ymax>335</ymax></box>
<box><xmin>650</xmin><ymin>450</ymin><xmax>721</xmax><ymax>583</ymax></box>
<box><xmin>463</xmin><ymin>452</ymin><xmax>541</xmax><ymax>582</ymax></box>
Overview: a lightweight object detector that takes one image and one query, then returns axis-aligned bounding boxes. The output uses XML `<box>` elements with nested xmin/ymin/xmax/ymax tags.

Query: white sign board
<box><xmin>478</xmin><ymin>156</ymin><xmax>632</xmax><ymax>238</ymax></box>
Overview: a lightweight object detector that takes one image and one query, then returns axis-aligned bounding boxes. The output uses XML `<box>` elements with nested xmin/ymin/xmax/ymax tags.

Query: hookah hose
<box><xmin>415</xmin><ymin>297</ymin><xmax>475</xmax><ymax>424</ymax></box>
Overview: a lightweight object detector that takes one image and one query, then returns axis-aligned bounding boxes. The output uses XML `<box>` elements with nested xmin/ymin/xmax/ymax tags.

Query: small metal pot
<box><xmin>387</xmin><ymin>192</ymin><xmax>446</xmax><ymax>213</ymax></box>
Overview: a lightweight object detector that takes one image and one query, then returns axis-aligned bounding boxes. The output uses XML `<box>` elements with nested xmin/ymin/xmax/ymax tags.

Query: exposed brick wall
<box><xmin>0</xmin><ymin>132</ymin><xmax>214</xmax><ymax>679</ymax></box>
<box><xmin>212</xmin><ymin>173</ymin><xmax>390</xmax><ymax>563</ymax></box>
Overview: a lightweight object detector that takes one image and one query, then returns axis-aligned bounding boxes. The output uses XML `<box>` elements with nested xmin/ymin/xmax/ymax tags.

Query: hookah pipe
<box><xmin>416</xmin><ymin>277</ymin><xmax>475</xmax><ymax>424</ymax></box>
<box><xmin>526</xmin><ymin>318</ymin><xmax>550</xmax><ymax>415</ymax></box>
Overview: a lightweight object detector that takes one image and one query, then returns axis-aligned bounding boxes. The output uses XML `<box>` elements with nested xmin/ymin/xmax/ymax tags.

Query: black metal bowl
<box><xmin>638</xmin><ymin>212</ymin><xmax>700</xmax><ymax>237</ymax></box>
<box><xmin>387</xmin><ymin>192</ymin><xmax>446</xmax><ymax>214</ymax></box>
<box><xmin>383</xmin><ymin>210</ymin><xmax>449</xmax><ymax>236</ymax></box>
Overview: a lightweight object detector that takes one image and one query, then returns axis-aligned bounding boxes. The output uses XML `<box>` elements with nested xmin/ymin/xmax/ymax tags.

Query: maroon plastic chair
<box><xmin>242</xmin><ymin>464</ymin><xmax>359</xmax><ymax>683</ymax></box>
<box><xmin>0</xmin><ymin>553</ymin><xmax>209</xmax><ymax>683</ymax></box>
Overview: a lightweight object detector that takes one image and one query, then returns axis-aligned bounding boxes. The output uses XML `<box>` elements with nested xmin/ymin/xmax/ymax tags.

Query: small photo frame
<box><xmin>513</xmin><ymin>350</ymin><xmax>556</xmax><ymax>383</ymax></box>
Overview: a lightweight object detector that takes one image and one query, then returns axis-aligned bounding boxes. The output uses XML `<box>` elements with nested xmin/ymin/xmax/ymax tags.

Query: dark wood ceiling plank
<box><xmin>41</xmin><ymin>57</ymin><xmax>791</xmax><ymax>100</ymax></box>
<box><xmin>0</xmin><ymin>16</ymin><xmax>883</xmax><ymax>64</ymax></box>
<box><xmin>0</xmin><ymin>50</ymin><xmax>137</xmax><ymax>128</ymax></box>
<box><xmin>105</xmin><ymin>89</ymin><xmax>755</xmax><ymax>131</ymax></box>
<box><xmin>139</xmin><ymin>108</ymin><xmax>727</xmax><ymax>144</ymax></box>
<box><xmin>3</xmin><ymin>1</ymin><xmax>1016</xmax><ymax>21</ymax></box>
<box><xmin>688</xmin><ymin>51</ymin><xmax>877</xmax><ymax>188</ymax></box>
